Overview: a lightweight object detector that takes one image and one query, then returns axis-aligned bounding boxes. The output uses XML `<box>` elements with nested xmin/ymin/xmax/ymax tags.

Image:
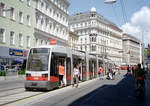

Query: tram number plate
<box><xmin>32</xmin><ymin>82</ymin><xmax>37</xmax><ymax>86</ymax></box>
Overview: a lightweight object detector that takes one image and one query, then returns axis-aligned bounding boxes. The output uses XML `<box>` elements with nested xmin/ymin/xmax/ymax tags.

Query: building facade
<box><xmin>34</xmin><ymin>0</ymin><xmax>70</xmax><ymax>47</ymax></box>
<box><xmin>69</xmin><ymin>7</ymin><xmax>123</xmax><ymax>65</ymax></box>
<box><xmin>122</xmin><ymin>33</ymin><xmax>141</xmax><ymax>65</ymax></box>
<box><xmin>69</xmin><ymin>31</ymin><xmax>79</xmax><ymax>50</ymax></box>
<box><xmin>0</xmin><ymin>0</ymin><xmax>34</xmax><ymax>67</ymax></box>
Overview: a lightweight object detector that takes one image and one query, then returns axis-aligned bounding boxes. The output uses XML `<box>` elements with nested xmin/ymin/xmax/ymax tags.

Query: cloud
<box><xmin>121</xmin><ymin>6</ymin><xmax>150</xmax><ymax>45</ymax></box>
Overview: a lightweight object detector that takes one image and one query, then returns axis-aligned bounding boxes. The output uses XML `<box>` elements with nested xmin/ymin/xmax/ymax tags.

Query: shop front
<box><xmin>0</xmin><ymin>46</ymin><xmax>28</xmax><ymax>71</ymax></box>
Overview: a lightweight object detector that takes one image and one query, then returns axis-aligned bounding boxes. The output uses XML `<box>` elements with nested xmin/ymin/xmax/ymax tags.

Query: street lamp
<box><xmin>104</xmin><ymin>0</ymin><xmax>128</xmax><ymax>23</ymax></box>
<box><xmin>104</xmin><ymin>0</ymin><xmax>117</xmax><ymax>4</ymax></box>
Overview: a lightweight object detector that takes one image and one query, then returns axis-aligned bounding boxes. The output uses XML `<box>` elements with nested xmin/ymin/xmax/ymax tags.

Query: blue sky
<box><xmin>68</xmin><ymin>0</ymin><xmax>150</xmax><ymax>45</ymax></box>
<box><xmin>68</xmin><ymin>0</ymin><xmax>150</xmax><ymax>27</ymax></box>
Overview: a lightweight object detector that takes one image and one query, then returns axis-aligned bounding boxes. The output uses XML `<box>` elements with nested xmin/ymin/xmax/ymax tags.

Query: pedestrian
<box><xmin>59</xmin><ymin>62</ymin><xmax>65</xmax><ymax>87</ymax></box>
<box><xmin>5</xmin><ymin>63</ymin><xmax>8</xmax><ymax>71</ymax></box>
<box><xmin>78</xmin><ymin>70</ymin><xmax>81</xmax><ymax>81</ymax></box>
<box><xmin>98</xmin><ymin>65</ymin><xmax>104</xmax><ymax>80</ymax></box>
<box><xmin>127</xmin><ymin>65</ymin><xmax>131</xmax><ymax>75</ymax></box>
<box><xmin>118</xmin><ymin>67</ymin><xmax>121</xmax><ymax>75</ymax></box>
<box><xmin>72</xmin><ymin>64</ymin><xmax>80</xmax><ymax>88</ymax></box>
<box><xmin>109</xmin><ymin>67</ymin><xmax>113</xmax><ymax>80</ymax></box>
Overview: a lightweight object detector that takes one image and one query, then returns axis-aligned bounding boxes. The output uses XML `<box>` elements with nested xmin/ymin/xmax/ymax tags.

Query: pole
<box><xmin>140</xmin><ymin>42</ymin><xmax>142</xmax><ymax>64</ymax></box>
<box><xmin>142</xmin><ymin>31</ymin><xmax>144</xmax><ymax>67</ymax></box>
<box><xmin>96</xmin><ymin>55</ymin><xmax>99</xmax><ymax>77</ymax></box>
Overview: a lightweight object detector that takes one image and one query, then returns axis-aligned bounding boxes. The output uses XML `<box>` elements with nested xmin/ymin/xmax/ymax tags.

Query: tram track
<box><xmin>0</xmin><ymin>88</ymin><xmax>45</xmax><ymax>106</ymax></box>
<box><xmin>0</xmin><ymin>87</ymin><xmax>23</xmax><ymax>92</ymax></box>
<box><xmin>0</xmin><ymin>87</ymin><xmax>25</xmax><ymax>98</ymax></box>
<box><xmin>1</xmin><ymin>92</ymin><xmax>46</xmax><ymax>106</ymax></box>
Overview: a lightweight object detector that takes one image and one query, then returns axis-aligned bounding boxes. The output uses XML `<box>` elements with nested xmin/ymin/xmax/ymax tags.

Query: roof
<box><xmin>109</xmin><ymin>24</ymin><xmax>122</xmax><ymax>32</ymax></box>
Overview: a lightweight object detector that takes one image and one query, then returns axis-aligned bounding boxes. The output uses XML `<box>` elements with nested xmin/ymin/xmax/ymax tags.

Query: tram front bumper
<box><xmin>25</xmin><ymin>80</ymin><xmax>50</xmax><ymax>90</ymax></box>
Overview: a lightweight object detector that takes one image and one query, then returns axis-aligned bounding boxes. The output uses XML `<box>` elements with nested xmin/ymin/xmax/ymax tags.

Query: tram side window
<box><xmin>50</xmin><ymin>55</ymin><xmax>59</xmax><ymax>76</ymax></box>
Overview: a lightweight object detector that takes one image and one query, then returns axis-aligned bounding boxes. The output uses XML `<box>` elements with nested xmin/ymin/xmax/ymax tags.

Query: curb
<box><xmin>0</xmin><ymin>75</ymin><xmax>25</xmax><ymax>81</ymax></box>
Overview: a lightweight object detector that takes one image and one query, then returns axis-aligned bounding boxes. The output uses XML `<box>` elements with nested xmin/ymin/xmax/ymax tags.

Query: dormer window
<box><xmin>91</xmin><ymin>13</ymin><xmax>96</xmax><ymax>17</ymax></box>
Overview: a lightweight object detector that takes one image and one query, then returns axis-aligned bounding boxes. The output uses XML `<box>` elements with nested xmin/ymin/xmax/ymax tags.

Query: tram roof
<box><xmin>31</xmin><ymin>45</ymin><xmax>72</xmax><ymax>56</ymax></box>
<box><xmin>34</xmin><ymin>45</ymin><xmax>67</xmax><ymax>49</ymax></box>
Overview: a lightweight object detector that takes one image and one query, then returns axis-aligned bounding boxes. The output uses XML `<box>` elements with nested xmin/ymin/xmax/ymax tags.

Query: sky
<box><xmin>68</xmin><ymin>0</ymin><xmax>150</xmax><ymax>45</ymax></box>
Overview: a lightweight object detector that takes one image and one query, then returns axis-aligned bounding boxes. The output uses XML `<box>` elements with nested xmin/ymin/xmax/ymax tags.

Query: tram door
<box><xmin>51</xmin><ymin>53</ymin><xmax>67</xmax><ymax>87</ymax></box>
<box><xmin>66</xmin><ymin>58</ymin><xmax>71</xmax><ymax>85</ymax></box>
<box><xmin>82</xmin><ymin>61</ymin><xmax>86</xmax><ymax>81</ymax></box>
<box><xmin>50</xmin><ymin>54</ymin><xmax>59</xmax><ymax>88</ymax></box>
<box><xmin>89</xmin><ymin>60</ymin><xmax>93</xmax><ymax>79</ymax></box>
<box><xmin>94</xmin><ymin>61</ymin><xmax>97</xmax><ymax>78</ymax></box>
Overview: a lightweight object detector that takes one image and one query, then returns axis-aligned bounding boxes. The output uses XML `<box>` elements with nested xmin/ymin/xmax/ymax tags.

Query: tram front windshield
<box><xmin>27</xmin><ymin>48</ymin><xmax>50</xmax><ymax>71</ymax></box>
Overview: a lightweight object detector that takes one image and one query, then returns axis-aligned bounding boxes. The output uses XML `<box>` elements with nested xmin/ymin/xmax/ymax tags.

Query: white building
<box><xmin>123</xmin><ymin>33</ymin><xmax>141</xmax><ymax>65</ymax></box>
<box><xmin>34</xmin><ymin>0</ymin><xmax>70</xmax><ymax>46</ymax></box>
<box><xmin>69</xmin><ymin>31</ymin><xmax>79</xmax><ymax>50</ymax></box>
<box><xmin>69</xmin><ymin>7</ymin><xmax>123</xmax><ymax>65</ymax></box>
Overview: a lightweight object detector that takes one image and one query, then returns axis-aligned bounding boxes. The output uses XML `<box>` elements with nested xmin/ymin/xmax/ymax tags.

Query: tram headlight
<box><xmin>26</xmin><ymin>73</ymin><xmax>31</xmax><ymax>77</ymax></box>
<box><xmin>42</xmin><ymin>74</ymin><xmax>48</xmax><ymax>78</ymax></box>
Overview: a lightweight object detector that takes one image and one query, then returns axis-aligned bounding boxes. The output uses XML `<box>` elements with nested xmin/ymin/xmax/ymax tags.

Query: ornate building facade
<box><xmin>34</xmin><ymin>0</ymin><xmax>70</xmax><ymax>46</ymax></box>
<box><xmin>69</xmin><ymin>7</ymin><xmax>123</xmax><ymax>65</ymax></box>
<box><xmin>69</xmin><ymin>31</ymin><xmax>79</xmax><ymax>50</ymax></box>
<box><xmin>123</xmin><ymin>33</ymin><xmax>141</xmax><ymax>65</ymax></box>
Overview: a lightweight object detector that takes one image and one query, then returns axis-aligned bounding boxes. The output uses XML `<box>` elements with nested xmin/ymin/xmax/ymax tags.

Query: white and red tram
<box><xmin>25</xmin><ymin>45</ymin><xmax>99</xmax><ymax>90</ymax></box>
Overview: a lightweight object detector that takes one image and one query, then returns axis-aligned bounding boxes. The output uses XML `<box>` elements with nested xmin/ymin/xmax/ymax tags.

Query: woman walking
<box><xmin>72</xmin><ymin>64</ymin><xmax>80</xmax><ymax>88</ymax></box>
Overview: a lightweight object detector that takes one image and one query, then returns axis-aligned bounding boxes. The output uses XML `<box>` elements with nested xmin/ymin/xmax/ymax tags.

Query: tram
<box><xmin>25</xmin><ymin>45</ymin><xmax>99</xmax><ymax>90</ymax></box>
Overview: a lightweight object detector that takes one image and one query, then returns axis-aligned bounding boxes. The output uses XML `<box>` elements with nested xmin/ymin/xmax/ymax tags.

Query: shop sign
<box><xmin>9</xmin><ymin>48</ymin><xmax>23</xmax><ymax>56</ymax></box>
<box><xmin>49</xmin><ymin>38</ymin><xmax>56</xmax><ymax>45</ymax></box>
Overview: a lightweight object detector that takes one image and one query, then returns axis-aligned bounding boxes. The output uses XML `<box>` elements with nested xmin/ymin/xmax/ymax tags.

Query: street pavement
<box><xmin>69</xmin><ymin>74</ymin><xmax>150</xmax><ymax>106</ymax></box>
<box><xmin>5</xmin><ymin>71</ymin><xmax>150</xmax><ymax>106</ymax></box>
<box><xmin>0</xmin><ymin>76</ymin><xmax>25</xmax><ymax>91</ymax></box>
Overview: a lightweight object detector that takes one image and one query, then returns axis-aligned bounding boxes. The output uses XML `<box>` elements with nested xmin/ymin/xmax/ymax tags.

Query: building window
<box><xmin>27</xmin><ymin>0</ymin><xmax>31</xmax><ymax>6</ymax></box>
<box><xmin>19</xmin><ymin>12</ymin><xmax>23</xmax><ymax>23</ymax></box>
<box><xmin>10</xmin><ymin>31</ymin><xmax>15</xmax><ymax>45</ymax></box>
<box><xmin>36</xmin><ymin>38</ymin><xmax>38</xmax><ymax>46</ymax></box>
<box><xmin>46</xmin><ymin>5</ymin><xmax>48</xmax><ymax>14</ymax></box>
<box><xmin>85</xmin><ymin>45</ymin><xmax>87</xmax><ymax>51</ymax></box>
<box><xmin>0</xmin><ymin>28</ymin><xmax>5</xmax><ymax>43</ymax></box>
<box><xmin>80</xmin><ymin>38</ymin><xmax>82</xmax><ymax>44</ymax></box>
<box><xmin>41</xmin><ymin>18</ymin><xmax>44</xmax><ymax>30</ymax></box>
<box><xmin>19</xmin><ymin>33</ymin><xmax>23</xmax><ymax>46</ymax></box>
<box><xmin>41</xmin><ymin>40</ymin><xmax>43</xmax><ymax>45</ymax></box>
<box><xmin>53</xmin><ymin>10</ymin><xmax>55</xmax><ymax>18</ymax></box>
<box><xmin>27</xmin><ymin>15</ymin><xmax>31</xmax><ymax>26</ymax></box>
<box><xmin>0</xmin><ymin>3</ymin><xmax>5</xmax><ymax>16</ymax></box>
<box><xmin>91</xmin><ymin>13</ymin><xmax>96</xmax><ymax>17</ymax></box>
<box><xmin>26</xmin><ymin>36</ymin><xmax>30</xmax><ymax>47</ymax></box>
<box><xmin>91</xmin><ymin>45</ymin><xmax>96</xmax><ymax>51</ymax></box>
<box><xmin>49</xmin><ymin>8</ymin><xmax>52</xmax><ymax>15</ymax></box>
<box><xmin>85</xmin><ymin>38</ymin><xmax>87</xmax><ymax>43</ymax></box>
<box><xmin>10</xmin><ymin>8</ymin><xmax>15</xmax><ymax>20</ymax></box>
<box><xmin>35</xmin><ymin>0</ymin><xmax>38</xmax><ymax>8</ymax></box>
<box><xmin>81</xmin><ymin>46</ymin><xmax>82</xmax><ymax>51</ymax></box>
<box><xmin>41</xmin><ymin>2</ymin><xmax>44</xmax><ymax>11</ymax></box>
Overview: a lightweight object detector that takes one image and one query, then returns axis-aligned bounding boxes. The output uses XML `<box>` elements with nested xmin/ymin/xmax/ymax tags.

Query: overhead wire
<box><xmin>120</xmin><ymin>0</ymin><xmax>128</xmax><ymax>23</ymax></box>
<box><xmin>111</xmin><ymin>3</ymin><xmax>121</xmax><ymax>26</ymax></box>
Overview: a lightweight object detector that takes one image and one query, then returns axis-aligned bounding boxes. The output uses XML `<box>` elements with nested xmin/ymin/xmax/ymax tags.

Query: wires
<box><xmin>120</xmin><ymin>0</ymin><xmax>128</xmax><ymax>23</ymax></box>
<box><xmin>111</xmin><ymin>3</ymin><xmax>121</xmax><ymax>26</ymax></box>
